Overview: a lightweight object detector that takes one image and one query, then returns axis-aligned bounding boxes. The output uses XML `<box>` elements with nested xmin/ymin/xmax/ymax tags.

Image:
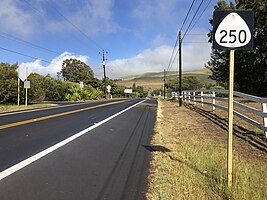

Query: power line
<box><xmin>182</xmin><ymin>0</ymin><xmax>205</xmax><ymax>41</ymax></box>
<box><xmin>0</xmin><ymin>32</ymin><xmax>61</xmax><ymax>55</ymax></box>
<box><xmin>180</xmin><ymin>0</ymin><xmax>197</xmax><ymax>32</ymax></box>
<box><xmin>45</xmin><ymin>0</ymin><xmax>101</xmax><ymax>50</ymax></box>
<box><xmin>0</xmin><ymin>46</ymin><xmax>39</xmax><ymax>61</ymax></box>
<box><xmin>21</xmin><ymin>0</ymin><xmax>45</xmax><ymax>17</ymax></box>
<box><xmin>0</xmin><ymin>46</ymin><xmax>61</xmax><ymax>67</ymax></box>
<box><xmin>185</xmin><ymin>33</ymin><xmax>207</xmax><ymax>35</ymax></box>
<box><xmin>166</xmin><ymin>38</ymin><xmax>178</xmax><ymax>72</ymax></box>
<box><xmin>166</xmin><ymin>0</ymin><xmax>198</xmax><ymax>73</ymax></box>
<box><xmin>183</xmin><ymin>41</ymin><xmax>209</xmax><ymax>43</ymax></box>
<box><xmin>188</xmin><ymin>0</ymin><xmax>213</xmax><ymax>34</ymax></box>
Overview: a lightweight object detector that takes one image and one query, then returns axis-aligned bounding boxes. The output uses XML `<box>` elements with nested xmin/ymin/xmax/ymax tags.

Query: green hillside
<box><xmin>115</xmin><ymin>68</ymin><xmax>215</xmax><ymax>91</ymax></box>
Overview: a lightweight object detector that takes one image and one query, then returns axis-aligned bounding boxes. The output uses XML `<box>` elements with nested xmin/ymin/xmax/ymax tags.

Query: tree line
<box><xmin>0</xmin><ymin>59</ymin><xmax>147</xmax><ymax>104</ymax></box>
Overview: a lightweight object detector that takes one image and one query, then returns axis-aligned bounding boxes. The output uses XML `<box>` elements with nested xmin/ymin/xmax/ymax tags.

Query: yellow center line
<box><xmin>0</xmin><ymin>100</ymin><xmax>129</xmax><ymax>130</ymax></box>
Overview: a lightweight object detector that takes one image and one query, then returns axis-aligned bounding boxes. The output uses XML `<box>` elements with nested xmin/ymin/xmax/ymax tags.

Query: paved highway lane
<box><xmin>0</xmin><ymin>99</ymin><xmax>127</xmax><ymax>126</ymax></box>
<box><xmin>0</xmin><ymin>98</ymin><xmax>157</xmax><ymax>200</ymax></box>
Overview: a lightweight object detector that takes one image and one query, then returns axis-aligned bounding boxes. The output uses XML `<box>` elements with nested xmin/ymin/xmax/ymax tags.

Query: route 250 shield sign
<box><xmin>213</xmin><ymin>10</ymin><xmax>254</xmax><ymax>50</ymax></box>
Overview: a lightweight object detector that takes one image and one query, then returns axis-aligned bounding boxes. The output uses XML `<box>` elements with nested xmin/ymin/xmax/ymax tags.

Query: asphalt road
<box><xmin>0</xmin><ymin>98</ymin><xmax>157</xmax><ymax>200</ymax></box>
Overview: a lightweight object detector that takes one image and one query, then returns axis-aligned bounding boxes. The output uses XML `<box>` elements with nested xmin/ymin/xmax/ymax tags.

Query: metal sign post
<box><xmin>25</xmin><ymin>82</ymin><xmax>28</xmax><ymax>107</ymax></box>
<box><xmin>24</xmin><ymin>81</ymin><xmax>30</xmax><ymax>106</ymax></box>
<box><xmin>213</xmin><ymin>10</ymin><xmax>253</xmax><ymax>188</ymax></box>
<box><xmin>17</xmin><ymin>77</ymin><xmax>20</xmax><ymax>106</ymax></box>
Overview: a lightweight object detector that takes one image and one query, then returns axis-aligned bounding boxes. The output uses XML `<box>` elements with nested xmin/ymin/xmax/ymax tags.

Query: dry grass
<box><xmin>146</xmin><ymin>99</ymin><xmax>267</xmax><ymax>200</ymax></box>
<box><xmin>0</xmin><ymin>103</ymin><xmax>59</xmax><ymax>113</ymax></box>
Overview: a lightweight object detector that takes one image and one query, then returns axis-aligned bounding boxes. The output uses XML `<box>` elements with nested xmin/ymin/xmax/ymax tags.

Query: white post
<box><xmin>188</xmin><ymin>92</ymin><xmax>191</xmax><ymax>103</ymax></box>
<box><xmin>185</xmin><ymin>92</ymin><xmax>187</xmax><ymax>102</ymax></box>
<box><xmin>201</xmin><ymin>91</ymin><xmax>204</xmax><ymax>107</ymax></box>
<box><xmin>262</xmin><ymin>102</ymin><xmax>267</xmax><ymax>137</ymax></box>
<box><xmin>193</xmin><ymin>92</ymin><xmax>196</xmax><ymax>105</ymax></box>
<box><xmin>212</xmin><ymin>91</ymin><xmax>216</xmax><ymax>111</ymax></box>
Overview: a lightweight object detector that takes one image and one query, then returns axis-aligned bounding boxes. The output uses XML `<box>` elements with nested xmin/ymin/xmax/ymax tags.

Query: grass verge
<box><xmin>146</xmin><ymin>99</ymin><xmax>267</xmax><ymax>200</ymax></box>
<box><xmin>0</xmin><ymin>103</ymin><xmax>59</xmax><ymax>113</ymax></box>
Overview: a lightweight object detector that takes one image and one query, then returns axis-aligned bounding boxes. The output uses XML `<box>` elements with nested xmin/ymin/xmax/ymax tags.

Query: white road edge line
<box><xmin>0</xmin><ymin>99</ymin><xmax>146</xmax><ymax>181</ymax></box>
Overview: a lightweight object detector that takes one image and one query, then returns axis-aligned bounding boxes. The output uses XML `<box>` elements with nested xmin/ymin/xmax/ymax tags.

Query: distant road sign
<box><xmin>124</xmin><ymin>89</ymin><xmax>133</xmax><ymax>94</ymax></box>
<box><xmin>213</xmin><ymin>10</ymin><xmax>253</xmax><ymax>50</ymax></box>
<box><xmin>80</xmin><ymin>81</ymin><xmax>84</xmax><ymax>89</ymax></box>
<box><xmin>107</xmin><ymin>85</ymin><xmax>111</xmax><ymax>93</ymax></box>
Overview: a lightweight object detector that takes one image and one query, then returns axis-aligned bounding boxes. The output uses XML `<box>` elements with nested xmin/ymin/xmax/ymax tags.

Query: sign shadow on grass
<box><xmin>142</xmin><ymin>145</ymin><xmax>171</xmax><ymax>153</ymax></box>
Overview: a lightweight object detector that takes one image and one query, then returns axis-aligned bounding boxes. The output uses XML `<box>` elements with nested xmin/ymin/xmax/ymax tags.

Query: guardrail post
<box><xmin>193</xmin><ymin>92</ymin><xmax>196</xmax><ymax>105</ymax></box>
<box><xmin>188</xmin><ymin>92</ymin><xmax>191</xmax><ymax>103</ymax></box>
<box><xmin>212</xmin><ymin>91</ymin><xmax>216</xmax><ymax>111</ymax></box>
<box><xmin>262</xmin><ymin>102</ymin><xmax>267</xmax><ymax>137</ymax></box>
<box><xmin>201</xmin><ymin>91</ymin><xmax>204</xmax><ymax>107</ymax></box>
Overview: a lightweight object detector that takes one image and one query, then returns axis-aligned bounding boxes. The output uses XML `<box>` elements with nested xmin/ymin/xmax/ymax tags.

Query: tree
<box><xmin>0</xmin><ymin>63</ymin><xmax>18</xmax><ymax>103</ymax></box>
<box><xmin>183</xmin><ymin>76</ymin><xmax>203</xmax><ymax>90</ymax></box>
<box><xmin>136</xmin><ymin>86</ymin><xmax>148</xmax><ymax>98</ymax></box>
<box><xmin>207</xmin><ymin>0</ymin><xmax>267</xmax><ymax>96</ymax></box>
<box><xmin>60</xmin><ymin>58</ymin><xmax>94</xmax><ymax>83</ymax></box>
<box><xmin>165</xmin><ymin>76</ymin><xmax>203</xmax><ymax>91</ymax></box>
<box><xmin>28</xmin><ymin>73</ymin><xmax>46</xmax><ymax>102</ymax></box>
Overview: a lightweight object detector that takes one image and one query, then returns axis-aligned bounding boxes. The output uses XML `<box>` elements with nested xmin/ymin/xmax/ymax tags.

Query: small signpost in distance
<box><xmin>17</xmin><ymin>65</ymin><xmax>31</xmax><ymax>106</ymax></box>
<box><xmin>212</xmin><ymin>10</ymin><xmax>254</xmax><ymax>188</ymax></box>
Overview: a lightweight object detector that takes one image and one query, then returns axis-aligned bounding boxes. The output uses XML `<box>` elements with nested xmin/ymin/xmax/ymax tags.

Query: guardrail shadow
<box><xmin>184</xmin><ymin>103</ymin><xmax>267</xmax><ymax>153</ymax></box>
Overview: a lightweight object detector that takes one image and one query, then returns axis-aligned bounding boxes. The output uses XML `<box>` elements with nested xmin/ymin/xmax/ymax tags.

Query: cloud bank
<box><xmin>20</xmin><ymin>52</ymin><xmax>89</xmax><ymax>77</ymax></box>
<box><xmin>107</xmin><ymin>43</ymin><xmax>211</xmax><ymax>78</ymax></box>
<box><xmin>21</xmin><ymin>42</ymin><xmax>211</xmax><ymax>79</ymax></box>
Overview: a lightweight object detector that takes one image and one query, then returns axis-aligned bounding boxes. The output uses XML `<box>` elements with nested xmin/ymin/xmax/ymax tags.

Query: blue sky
<box><xmin>0</xmin><ymin>0</ymin><xmax>217</xmax><ymax>78</ymax></box>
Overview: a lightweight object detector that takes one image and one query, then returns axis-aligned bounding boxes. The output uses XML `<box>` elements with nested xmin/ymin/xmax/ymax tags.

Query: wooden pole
<box><xmin>178</xmin><ymin>31</ymin><xmax>182</xmax><ymax>106</ymax></box>
<box><xmin>17</xmin><ymin>77</ymin><xmax>20</xmax><ymax>106</ymax></box>
<box><xmin>227</xmin><ymin>50</ymin><xmax>235</xmax><ymax>187</ymax></box>
<box><xmin>163</xmin><ymin>69</ymin><xmax>166</xmax><ymax>99</ymax></box>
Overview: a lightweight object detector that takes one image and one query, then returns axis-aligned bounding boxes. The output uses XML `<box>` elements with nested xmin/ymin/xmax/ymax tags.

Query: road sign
<box><xmin>212</xmin><ymin>9</ymin><xmax>254</xmax><ymax>188</ymax></box>
<box><xmin>80</xmin><ymin>81</ymin><xmax>84</xmax><ymax>89</ymax></box>
<box><xmin>124</xmin><ymin>89</ymin><xmax>133</xmax><ymax>94</ymax></box>
<box><xmin>106</xmin><ymin>85</ymin><xmax>111</xmax><ymax>93</ymax></box>
<box><xmin>213</xmin><ymin>10</ymin><xmax>253</xmax><ymax>50</ymax></box>
<box><xmin>24</xmin><ymin>81</ymin><xmax>30</xmax><ymax>89</ymax></box>
<box><xmin>17</xmin><ymin>64</ymin><xmax>30</xmax><ymax>81</ymax></box>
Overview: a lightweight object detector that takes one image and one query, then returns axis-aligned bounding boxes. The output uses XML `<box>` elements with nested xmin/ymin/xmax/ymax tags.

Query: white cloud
<box><xmin>20</xmin><ymin>52</ymin><xmax>90</xmax><ymax>77</ymax></box>
<box><xmin>107</xmin><ymin>42</ymin><xmax>211</xmax><ymax>78</ymax></box>
<box><xmin>45</xmin><ymin>0</ymin><xmax>116</xmax><ymax>36</ymax></box>
<box><xmin>152</xmin><ymin>34</ymin><xmax>167</xmax><ymax>47</ymax></box>
<box><xmin>0</xmin><ymin>0</ymin><xmax>36</xmax><ymax>37</ymax></box>
<box><xmin>0</xmin><ymin>0</ymin><xmax>116</xmax><ymax>37</ymax></box>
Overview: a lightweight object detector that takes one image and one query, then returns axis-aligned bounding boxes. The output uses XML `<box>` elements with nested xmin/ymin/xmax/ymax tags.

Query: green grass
<box><xmin>147</xmin><ymin>100</ymin><xmax>267</xmax><ymax>200</ymax></box>
<box><xmin>0</xmin><ymin>103</ymin><xmax>59</xmax><ymax>113</ymax></box>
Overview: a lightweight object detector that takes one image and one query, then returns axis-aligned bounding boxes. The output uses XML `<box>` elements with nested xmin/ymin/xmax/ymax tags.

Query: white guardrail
<box><xmin>182</xmin><ymin>90</ymin><xmax>267</xmax><ymax>137</ymax></box>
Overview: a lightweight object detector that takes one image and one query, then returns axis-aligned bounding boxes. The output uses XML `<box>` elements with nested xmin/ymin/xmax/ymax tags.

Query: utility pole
<box><xmin>100</xmin><ymin>49</ymin><xmax>108</xmax><ymax>99</ymax></box>
<box><xmin>163</xmin><ymin>69</ymin><xmax>166</xmax><ymax>99</ymax></box>
<box><xmin>178</xmin><ymin>31</ymin><xmax>182</xmax><ymax>107</ymax></box>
